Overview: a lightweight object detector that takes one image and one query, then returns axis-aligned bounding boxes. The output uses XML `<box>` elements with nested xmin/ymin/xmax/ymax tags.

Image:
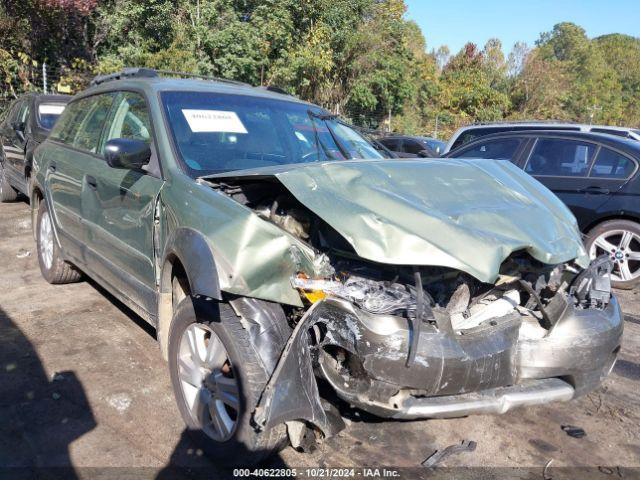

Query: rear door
<box><xmin>522</xmin><ymin>136</ymin><xmax>605</xmax><ymax>228</ymax></box>
<box><xmin>45</xmin><ymin>93</ymin><xmax>116</xmax><ymax>260</ymax></box>
<box><xmin>2</xmin><ymin>100</ymin><xmax>28</xmax><ymax>186</ymax></box>
<box><xmin>587</xmin><ymin>145</ymin><xmax>639</xmax><ymax>218</ymax></box>
<box><xmin>80</xmin><ymin>91</ymin><xmax>163</xmax><ymax>315</ymax></box>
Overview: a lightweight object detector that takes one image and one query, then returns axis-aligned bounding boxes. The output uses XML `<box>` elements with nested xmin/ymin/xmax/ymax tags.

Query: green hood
<box><xmin>211</xmin><ymin>158</ymin><xmax>588</xmax><ymax>284</ymax></box>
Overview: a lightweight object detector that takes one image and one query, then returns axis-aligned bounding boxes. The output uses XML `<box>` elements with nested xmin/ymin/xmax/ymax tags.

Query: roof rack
<box><xmin>89</xmin><ymin>67</ymin><xmax>252</xmax><ymax>88</ymax></box>
<box><xmin>256</xmin><ymin>85</ymin><xmax>291</xmax><ymax>95</ymax></box>
<box><xmin>155</xmin><ymin>70</ymin><xmax>251</xmax><ymax>87</ymax></box>
<box><xmin>90</xmin><ymin>67</ymin><xmax>158</xmax><ymax>86</ymax></box>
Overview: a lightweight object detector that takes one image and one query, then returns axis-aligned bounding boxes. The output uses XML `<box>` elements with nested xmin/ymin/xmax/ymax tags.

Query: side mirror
<box><xmin>11</xmin><ymin>121</ymin><xmax>25</xmax><ymax>141</ymax></box>
<box><xmin>104</xmin><ymin>138</ymin><xmax>151</xmax><ymax>170</ymax></box>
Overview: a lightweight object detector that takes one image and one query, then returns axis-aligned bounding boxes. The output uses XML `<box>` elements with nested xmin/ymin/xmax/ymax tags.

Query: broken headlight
<box><xmin>292</xmin><ymin>274</ymin><xmax>418</xmax><ymax>316</ymax></box>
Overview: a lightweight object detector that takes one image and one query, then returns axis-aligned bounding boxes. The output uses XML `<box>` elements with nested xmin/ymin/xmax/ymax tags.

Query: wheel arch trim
<box><xmin>157</xmin><ymin>227</ymin><xmax>222</xmax><ymax>360</ymax></box>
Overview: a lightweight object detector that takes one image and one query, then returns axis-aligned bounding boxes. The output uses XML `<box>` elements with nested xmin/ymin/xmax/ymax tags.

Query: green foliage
<box><xmin>0</xmin><ymin>3</ymin><xmax>639</xmax><ymax>136</ymax></box>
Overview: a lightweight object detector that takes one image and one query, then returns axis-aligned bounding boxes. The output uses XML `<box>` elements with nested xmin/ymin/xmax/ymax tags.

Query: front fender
<box><xmin>157</xmin><ymin>227</ymin><xmax>222</xmax><ymax>360</ymax></box>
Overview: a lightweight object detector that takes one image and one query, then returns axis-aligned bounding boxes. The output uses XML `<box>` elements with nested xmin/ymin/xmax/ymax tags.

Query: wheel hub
<box><xmin>176</xmin><ymin>324</ymin><xmax>239</xmax><ymax>441</ymax></box>
<box><xmin>590</xmin><ymin>228</ymin><xmax>640</xmax><ymax>282</ymax></box>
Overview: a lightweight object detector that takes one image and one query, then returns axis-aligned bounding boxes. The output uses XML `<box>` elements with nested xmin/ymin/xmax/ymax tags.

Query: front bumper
<box><xmin>253</xmin><ymin>294</ymin><xmax>622</xmax><ymax>433</ymax></box>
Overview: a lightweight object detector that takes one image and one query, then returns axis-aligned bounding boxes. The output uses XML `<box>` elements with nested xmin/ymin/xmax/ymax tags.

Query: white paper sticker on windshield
<box><xmin>182</xmin><ymin>109</ymin><xmax>248</xmax><ymax>133</ymax></box>
<box><xmin>39</xmin><ymin>104</ymin><xmax>65</xmax><ymax>115</ymax></box>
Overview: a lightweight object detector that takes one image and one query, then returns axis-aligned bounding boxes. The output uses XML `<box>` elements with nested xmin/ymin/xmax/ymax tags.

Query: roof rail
<box><xmin>155</xmin><ymin>70</ymin><xmax>251</xmax><ymax>87</ymax></box>
<box><xmin>89</xmin><ymin>67</ymin><xmax>252</xmax><ymax>88</ymax></box>
<box><xmin>257</xmin><ymin>85</ymin><xmax>291</xmax><ymax>96</ymax></box>
<box><xmin>90</xmin><ymin>67</ymin><xmax>158</xmax><ymax>86</ymax></box>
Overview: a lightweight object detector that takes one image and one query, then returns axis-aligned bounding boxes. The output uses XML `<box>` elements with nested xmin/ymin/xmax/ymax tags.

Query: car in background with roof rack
<box><xmin>447</xmin><ymin>129</ymin><xmax>640</xmax><ymax>289</ymax></box>
<box><xmin>0</xmin><ymin>93</ymin><xmax>70</xmax><ymax>202</ymax></box>
<box><xmin>444</xmin><ymin>121</ymin><xmax>640</xmax><ymax>153</ymax></box>
<box><xmin>29</xmin><ymin>67</ymin><xmax>622</xmax><ymax>466</ymax></box>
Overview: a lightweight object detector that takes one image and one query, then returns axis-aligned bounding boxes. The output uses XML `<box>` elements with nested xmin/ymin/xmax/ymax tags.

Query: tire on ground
<box><xmin>36</xmin><ymin>200</ymin><xmax>82</xmax><ymax>284</ymax></box>
<box><xmin>585</xmin><ymin>219</ymin><xmax>640</xmax><ymax>290</ymax></box>
<box><xmin>168</xmin><ymin>297</ymin><xmax>288</xmax><ymax>467</ymax></box>
<box><xmin>0</xmin><ymin>162</ymin><xmax>18</xmax><ymax>202</ymax></box>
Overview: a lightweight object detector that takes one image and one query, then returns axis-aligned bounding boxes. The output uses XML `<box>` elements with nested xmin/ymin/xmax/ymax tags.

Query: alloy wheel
<box><xmin>0</xmin><ymin>162</ymin><xmax>5</xmax><ymax>195</ymax></box>
<box><xmin>177</xmin><ymin>323</ymin><xmax>240</xmax><ymax>442</ymax></box>
<box><xmin>39</xmin><ymin>211</ymin><xmax>54</xmax><ymax>270</ymax></box>
<box><xmin>589</xmin><ymin>229</ymin><xmax>640</xmax><ymax>282</ymax></box>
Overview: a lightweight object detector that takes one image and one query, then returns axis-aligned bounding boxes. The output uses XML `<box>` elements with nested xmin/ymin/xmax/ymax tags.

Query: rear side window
<box><xmin>379</xmin><ymin>138</ymin><xmax>400</xmax><ymax>150</ymax></box>
<box><xmin>73</xmin><ymin>94</ymin><xmax>115</xmax><ymax>153</ymax></box>
<box><xmin>51</xmin><ymin>93</ymin><xmax>115</xmax><ymax>153</ymax></box>
<box><xmin>50</xmin><ymin>99</ymin><xmax>89</xmax><ymax>144</ymax></box>
<box><xmin>456</xmin><ymin>138</ymin><xmax>522</xmax><ymax>161</ymax></box>
<box><xmin>451</xmin><ymin>125</ymin><xmax>582</xmax><ymax>150</ymax></box>
<box><xmin>525</xmin><ymin>138</ymin><xmax>597</xmax><ymax>177</ymax></box>
<box><xmin>590</xmin><ymin>148</ymin><xmax>636</xmax><ymax>179</ymax></box>
<box><xmin>403</xmin><ymin>140</ymin><xmax>425</xmax><ymax>155</ymax></box>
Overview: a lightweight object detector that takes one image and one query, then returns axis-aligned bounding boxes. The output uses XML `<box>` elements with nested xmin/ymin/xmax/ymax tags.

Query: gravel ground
<box><xmin>1</xmin><ymin>200</ymin><xmax>639</xmax><ymax>479</ymax></box>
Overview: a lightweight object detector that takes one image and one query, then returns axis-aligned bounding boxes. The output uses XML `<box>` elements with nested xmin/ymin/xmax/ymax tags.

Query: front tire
<box><xmin>36</xmin><ymin>200</ymin><xmax>82</xmax><ymax>284</ymax></box>
<box><xmin>168</xmin><ymin>298</ymin><xmax>287</xmax><ymax>467</ymax></box>
<box><xmin>0</xmin><ymin>161</ymin><xmax>18</xmax><ymax>202</ymax></box>
<box><xmin>586</xmin><ymin>219</ymin><xmax>640</xmax><ymax>290</ymax></box>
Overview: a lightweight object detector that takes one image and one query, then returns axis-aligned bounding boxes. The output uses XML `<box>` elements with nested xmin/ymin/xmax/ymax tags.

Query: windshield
<box><xmin>37</xmin><ymin>103</ymin><xmax>66</xmax><ymax>130</ymax></box>
<box><xmin>161</xmin><ymin>91</ymin><xmax>382</xmax><ymax>176</ymax></box>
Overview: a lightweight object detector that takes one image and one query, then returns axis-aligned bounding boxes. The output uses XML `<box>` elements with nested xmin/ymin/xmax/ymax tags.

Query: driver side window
<box><xmin>101</xmin><ymin>92</ymin><xmax>152</xmax><ymax>154</ymax></box>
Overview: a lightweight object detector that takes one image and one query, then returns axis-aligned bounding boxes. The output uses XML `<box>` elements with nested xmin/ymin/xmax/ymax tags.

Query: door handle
<box><xmin>86</xmin><ymin>175</ymin><xmax>97</xmax><ymax>189</ymax></box>
<box><xmin>581</xmin><ymin>186</ymin><xmax>610</xmax><ymax>195</ymax></box>
<box><xmin>48</xmin><ymin>163</ymin><xmax>56</xmax><ymax>172</ymax></box>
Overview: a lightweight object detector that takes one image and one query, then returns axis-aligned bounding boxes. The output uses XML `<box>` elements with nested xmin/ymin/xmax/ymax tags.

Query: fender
<box><xmin>157</xmin><ymin>227</ymin><xmax>222</xmax><ymax>359</ymax></box>
<box><xmin>161</xmin><ymin>227</ymin><xmax>222</xmax><ymax>300</ymax></box>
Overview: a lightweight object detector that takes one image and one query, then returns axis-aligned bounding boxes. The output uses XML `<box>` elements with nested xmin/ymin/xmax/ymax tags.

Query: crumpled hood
<box><xmin>210</xmin><ymin>159</ymin><xmax>588</xmax><ymax>283</ymax></box>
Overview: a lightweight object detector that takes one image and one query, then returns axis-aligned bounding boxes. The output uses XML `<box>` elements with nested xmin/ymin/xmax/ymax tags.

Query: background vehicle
<box><xmin>0</xmin><ymin>93</ymin><xmax>69</xmax><ymax>201</ymax></box>
<box><xmin>447</xmin><ymin>130</ymin><xmax>640</xmax><ymax>288</ymax></box>
<box><xmin>31</xmin><ymin>69</ymin><xmax>621</xmax><ymax>467</ymax></box>
<box><xmin>445</xmin><ymin>121</ymin><xmax>640</xmax><ymax>153</ymax></box>
<box><xmin>377</xmin><ymin>135</ymin><xmax>443</xmax><ymax>157</ymax></box>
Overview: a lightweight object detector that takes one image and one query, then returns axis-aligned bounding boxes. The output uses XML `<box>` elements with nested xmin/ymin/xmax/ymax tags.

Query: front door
<box><xmin>45</xmin><ymin>93</ymin><xmax>116</xmax><ymax>260</ymax></box>
<box><xmin>80</xmin><ymin>91</ymin><xmax>163</xmax><ymax>316</ymax></box>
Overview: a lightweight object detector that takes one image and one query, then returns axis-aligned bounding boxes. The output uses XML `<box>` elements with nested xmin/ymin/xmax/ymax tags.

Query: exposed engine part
<box><xmin>451</xmin><ymin>290</ymin><xmax>520</xmax><ymax>331</ymax></box>
<box><xmin>255</xmin><ymin>196</ymin><xmax>311</xmax><ymax>240</ymax></box>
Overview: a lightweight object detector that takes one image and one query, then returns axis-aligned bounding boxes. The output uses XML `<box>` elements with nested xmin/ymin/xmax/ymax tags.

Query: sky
<box><xmin>405</xmin><ymin>0</ymin><xmax>640</xmax><ymax>55</ymax></box>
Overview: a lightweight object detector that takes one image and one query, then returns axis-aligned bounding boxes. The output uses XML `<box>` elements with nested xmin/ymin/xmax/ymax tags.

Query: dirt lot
<box><xmin>1</xmin><ymin>200</ymin><xmax>640</xmax><ymax>479</ymax></box>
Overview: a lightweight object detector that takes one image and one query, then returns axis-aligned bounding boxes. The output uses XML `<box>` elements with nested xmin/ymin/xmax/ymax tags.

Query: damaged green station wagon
<box><xmin>32</xmin><ymin>69</ymin><xmax>623</xmax><ymax>465</ymax></box>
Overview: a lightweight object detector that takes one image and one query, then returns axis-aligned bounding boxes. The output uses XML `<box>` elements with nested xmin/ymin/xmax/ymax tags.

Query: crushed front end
<box><xmin>254</xmin><ymin>253</ymin><xmax>622</xmax><ymax>433</ymax></box>
<box><xmin>200</xmin><ymin>160</ymin><xmax>623</xmax><ymax>439</ymax></box>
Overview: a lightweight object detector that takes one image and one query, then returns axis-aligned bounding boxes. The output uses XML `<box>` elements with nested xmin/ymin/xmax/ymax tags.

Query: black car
<box><xmin>378</xmin><ymin>135</ymin><xmax>443</xmax><ymax>157</ymax></box>
<box><xmin>447</xmin><ymin>130</ymin><xmax>640</xmax><ymax>289</ymax></box>
<box><xmin>0</xmin><ymin>93</ymin><xmax>70</xmax><ymax>201</ymax></box>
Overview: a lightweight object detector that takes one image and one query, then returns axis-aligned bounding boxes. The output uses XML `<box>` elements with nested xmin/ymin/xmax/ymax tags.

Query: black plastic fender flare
<box><xmin>157</xmin><ymin>227</ymin><xmax>222</xmax><ymax>359</ymax></box>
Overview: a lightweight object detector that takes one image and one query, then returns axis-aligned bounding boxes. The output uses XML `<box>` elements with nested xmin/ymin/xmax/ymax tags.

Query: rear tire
<box><xmin>585</xmin><ymin>219</ymin><xmax>640</xmax><ymax>290</ymax></box>
<box><xmin>168</xmin><ymin>298</ymin><xmax>287</xmax><ymax>467</ymax></box>
<box><xmin>0</xmin><ymin>161</ymin><xmax>18</xmax><ymax>202</ymax></box>
<box><xmin>36</xmin><ymin>200</ymin><xmax>82</xmax><ymax>284</ymax></box>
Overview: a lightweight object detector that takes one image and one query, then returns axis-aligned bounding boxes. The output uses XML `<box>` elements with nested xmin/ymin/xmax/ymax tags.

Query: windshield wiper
<box><xmin>306</xmin><ymin>109</ymin><xmax>351</xmax><ymax>160</ymax></box>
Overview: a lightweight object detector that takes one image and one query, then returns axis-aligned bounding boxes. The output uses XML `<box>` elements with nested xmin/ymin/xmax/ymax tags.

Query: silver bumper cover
<box><xmin>381</xmin><ymin>378</ymin><xmax>574</xmax><ymax>419</ymax></box>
